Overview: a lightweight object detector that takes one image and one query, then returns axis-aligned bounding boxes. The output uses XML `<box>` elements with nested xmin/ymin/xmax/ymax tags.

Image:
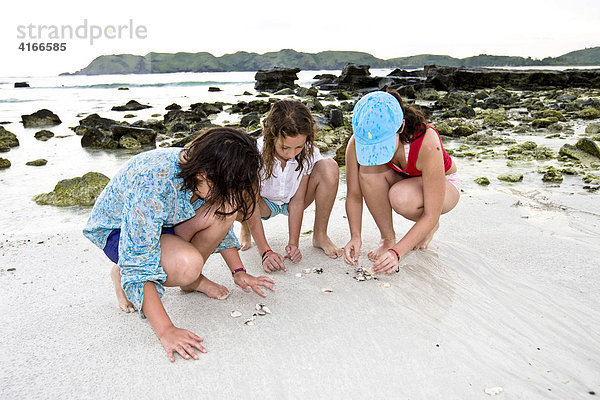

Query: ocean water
<box><xmin>0</xmin><ymin>68</ymin><xmax>597</xmax><ymax>235</ymax></box>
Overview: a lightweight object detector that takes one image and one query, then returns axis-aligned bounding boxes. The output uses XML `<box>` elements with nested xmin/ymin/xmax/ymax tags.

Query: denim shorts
<box><xmin>261</xmin><ymin>197</ymin><xmax>289</xmax><ymax>220</ymax></box>
<box><xmin>103</xmin><ymin>226</ymin><xmax>176</xmax><ymax>264</ymax></box>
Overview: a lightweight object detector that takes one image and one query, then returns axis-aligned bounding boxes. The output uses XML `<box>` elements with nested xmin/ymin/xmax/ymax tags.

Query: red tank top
<box><xmin>386</xmin><ymin>125</ymin><xmax>452</xmax><ymax>177</ymax></box>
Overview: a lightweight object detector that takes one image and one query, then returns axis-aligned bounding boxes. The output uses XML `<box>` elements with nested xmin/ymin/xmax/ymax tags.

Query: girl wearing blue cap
<box><xmin>344</xmin><ymin>90</ymin><xmax>460</xmax><ymax>273</ymax></box>
<box><xmin>84</xmin><ymin>127</ymin><xmax>275</xmax><ymax>362</ymax></box>
<box><xmin>238</xmin><ymin>100</ymin><xmax>342</xmax><ymax>272</ymax></box>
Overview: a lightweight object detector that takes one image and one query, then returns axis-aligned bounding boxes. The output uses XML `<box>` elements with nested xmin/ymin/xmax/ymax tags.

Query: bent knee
<box><xmin>389</xmin><ymin>184</ymin><xmax>419</xmax><ymax>214</ymax></box>
<box><xmin>314</xmin><ymin>158</ymin><xmax>339</xmax><ymax>180</ymax></box>
<box><xmin>177</xmin><ymin>251</ymin><xmax>204</xmax><ymax>284</ymax></box>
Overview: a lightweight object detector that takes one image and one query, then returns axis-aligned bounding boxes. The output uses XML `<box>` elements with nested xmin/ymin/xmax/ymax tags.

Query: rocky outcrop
<box><xmin>33</xmin><ymin>172</ymin><xmax>110</xmax><ymax>206</ymax></box>
<box><xmin>21</xmin><ymin>109</ymin><xmax>62</xmax><ymax>128</ymax></box>
<box><xmin>0</xmin><ymin>158</ymin><xmax>10</xmax><ymax>169</ymax></box>
<box><xmin>111</xmin><ymin>100</ymin><xmax>152</xmax><ymax>111</ymax></box>
<box><xmin>14</xmin><ymin>82</ymin><xmax>30</xmax><ymax>88</ymax></box>
<box><xmin>255</xmin><ymin>67</ymin><xmax>300</xmax><ymax>92</ymax></box>
<box><xmin>424</xmin><ymin>65</ymin><xmax>600</xmax><ymax>91</ymax></box>
<box><xmin>26</xmin><ymin>159</ymin><xmax>47</xmax><ymax>166</ymax></box>
<box><xmin>0</xmin><ymin>127</ymin><xmax>19</xmax><ymax>152</ymax></box>
<box><xmin>72</xmin><ymin>114</ymin><xmax>156</xmax><ymax>149</ymax></box>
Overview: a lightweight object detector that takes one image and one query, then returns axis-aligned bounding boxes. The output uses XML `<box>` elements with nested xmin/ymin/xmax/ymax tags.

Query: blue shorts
<box><xmin>262</xmin><ymin>198</ymin><xmax>289</xmax><ymax>220</ymax></box>
<box><xmin>103</xmin><ymin>226</ymin><xmax>176</xmax><ymax>264</ymax></box>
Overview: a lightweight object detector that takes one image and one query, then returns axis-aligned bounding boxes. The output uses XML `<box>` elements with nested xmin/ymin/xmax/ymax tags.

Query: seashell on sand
<box><xmin>230</xmin><ymin>310</ymin><xmax>242</xmax><ymax>318</ymax></box>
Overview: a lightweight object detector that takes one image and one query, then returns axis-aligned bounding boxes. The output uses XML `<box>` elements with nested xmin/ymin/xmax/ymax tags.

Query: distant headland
<box><xmin>62</xmin><ymin>47</ymin><xmax>600</xmax><ymax>76</ymax></box>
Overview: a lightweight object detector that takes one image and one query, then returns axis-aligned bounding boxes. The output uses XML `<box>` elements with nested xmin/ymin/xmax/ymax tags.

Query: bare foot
<box><xmin>111</xmin><ymin>264</ymin><xmax>135</xmax><ymax>313</ymax></box>
<box><xmin>239</xmin><ymin>221</ymin><xmax>252</xmax><ymax>251</ymax></box>
<box><xmin>180</xmin><ymin>274</ymin><xmax>230</xmax><ymax>300</ymax></box>
<box><xmin>368</xmin><ymin>238</ymin><xmax>396</xmax><ymax>262</ymax></box>
<box><xmin>313</xmin><ymin>234</ymin><xmax>343</xmax><ymax>259</ymax></box>
<box><xmin>414</xmin><ymin>222</ymin><xmax>439</xmax><ymax>250</ymax></box>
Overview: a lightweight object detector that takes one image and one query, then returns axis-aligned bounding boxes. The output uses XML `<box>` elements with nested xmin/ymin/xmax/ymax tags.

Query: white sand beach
<box><xmin>1</xmin><ymin>183</ymin><xmax>599</xmax><ymax>399</ymax></box>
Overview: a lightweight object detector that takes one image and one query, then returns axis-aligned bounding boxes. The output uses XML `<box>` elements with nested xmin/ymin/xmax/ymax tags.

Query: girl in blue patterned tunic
<box><xmin>84</xmin><ymin>127</ymin><xmax>275</xmax><ymax>362</ymax></box>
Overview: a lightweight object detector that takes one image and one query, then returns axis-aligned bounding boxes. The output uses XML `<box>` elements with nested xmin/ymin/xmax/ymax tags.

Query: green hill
<box><xmin>65</xmin><ymin>47</ymin><xmax>600</xmax><ymax>75</ymax></box>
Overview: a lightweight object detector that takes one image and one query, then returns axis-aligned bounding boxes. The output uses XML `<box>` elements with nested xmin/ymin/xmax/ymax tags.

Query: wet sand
<box><xmin>1</xmin><ymin>186</ymin><xmax>599</xmax><ymax>399</ymax></box>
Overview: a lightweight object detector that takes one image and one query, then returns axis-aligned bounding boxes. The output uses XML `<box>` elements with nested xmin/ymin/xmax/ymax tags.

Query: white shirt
<box><xmin>257</xmin><ymin>137</ymin><xmax>323</xmax><ymax>205</ymax></box>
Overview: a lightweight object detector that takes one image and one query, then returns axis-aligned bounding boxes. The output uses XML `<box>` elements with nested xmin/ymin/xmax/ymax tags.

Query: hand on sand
<box><xmin>233</xmin><ymin>271</ymin><xmax>275</xmax><ymax>297</ymax></box>
<box><xmin>343</xmin><ymin>238</ymin><xmax>361</xmax><ymax>266</ymax></box>
<box><xmin>158</xmin><ymin>325</ymin><xmax>207</xmax><ymax>362</ymax></box>
<box><xmin>285</xmin><ymin>244</ymin><xmax>302</xmax><ymax>263</ymax></box>
<box><xmin>262</xmin><ymin>251</ymin><xmax>286</xmax><ymax>273</ymax></box>
<box><xmin>367</xmin><ymin>238</ymin><xmax>396</xmax><ymax>262</ymax></box>
<box><xmin>372</xmin><ymin>249</ymin><xmax>400</xmax><ymax>274</ymax></box>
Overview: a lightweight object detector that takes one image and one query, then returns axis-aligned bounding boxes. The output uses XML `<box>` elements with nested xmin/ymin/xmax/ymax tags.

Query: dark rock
<box><xmin>73</xmin><ymin>114</ymin><xmax>156</xmax><ymax>148</ymax></box>
<box><xmin>240</xmin><ymin>112</ymin><xmax>261</xmax><ymax>128</ymax></box>
<box><xmin>164</xmin><ymin>109</ymin><xmax>209</xmax><ymax>131</ymax></box>
<box><xmin>296</xmin><ymin>87</ymin><xmax>318</xmax><ymax>98</ymax></box>
<box><xmin>119</xmin><ymin>136</ymin><xmax>141</xmax><ymax>149</ymax></box>
<box><xmin>33</xmin><ymin>172</ymin><xmax>110</xmax><ymax>206</ymax></box>
<box><xmin>190</xmin><ymin>102</ymin><xmax>223</xmax><ymax>116</ymax></box>
<box><xmin>111</xmin><ymin>100</ymin><xmax>152</xmax><ymax>112</ymax></box>
<box><xmin>14</xmin><ymin>82</ymin><xmax>30</xmax><ymax>88</ymax></box>
<box><xmin>338</xmin><ymin>64</ymin><xmax>379</xmax><ymax>90</ymax></box>
<box><xmin>34</xmin><ymin>130</ymin><xmax>54</xmax><ymax>141</ymax></box>
<box><xmin>328</xmin><ymin>108</ymin><xmax>344</xmax><ymax>128</ymax></box>
<box><xmin>424</xmin><ymin>65</ymin><xmax>600</xmax><ymax>91</ymax></box>
<box><xmin>118</xmin><ymin>87</ymin><xmax>129</xmax><ymax>90</ymax></box>
<box><xmin>0</xmin><ymin>158</ymin><xmax>10</xmax><ymax>169</ymax></box>
<box><xmin>304</xmin><ymin>99</ymin><xmax>324</xmax><ymax>113</ymax></box>
<box><xmin>229</xmin><ymin>100</ymin><xmax>271</xmax><ymax>115</ymax></box>
<box><xmin>165</xmin><ymin>103</ymin><xmax>181</xmax><ymax>110</ymax></box>
<box><xmin>208</xmin><ymin>87</ymin><xmax>221</xmax><ymax>92</ymax></box>
<box><xmin>274</xmin><ymin>88</ymin><xmax>295</xmax><ymax>95</ymax></box>
<box><xmin>21</xmin><ymin>109</ymin><xmax>62</xmax><ymax>128</ymax></box>
<box><xmin>26</xmin><ymin>159</ymin><xmax>47</xmax><ymax>166</ymax></box>
<box><xmin>255</xmin><ymin>67</ymin><xmax>300</xmax><ymax>92</ymax></box>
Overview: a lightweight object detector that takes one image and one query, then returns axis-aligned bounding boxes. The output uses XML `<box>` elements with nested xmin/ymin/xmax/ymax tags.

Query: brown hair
<box><xmin>178</xmin><ymin>127</ymin><xmax>262</xmax><ymax>219</ymax></box>
<box><xmin>261</xmin><ymin>99</ymin><xmax>317</xmax><ymax>180</ymax></box>
<box><xmin>385</xmin><ymin>89</ymin><xmax>428</xmax><ymax>144</ymax></box>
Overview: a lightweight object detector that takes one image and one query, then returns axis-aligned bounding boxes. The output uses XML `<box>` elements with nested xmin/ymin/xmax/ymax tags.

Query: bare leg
<box><xmin>304</xmin><ymin>158</ymin><xmax>343</xmax><ymax>258</ymax></box>
<box><xmin>239</xmin><ymin>221</ymin><xmax>252</xmax><ymax>251</ymax></box>
<box><xmin>358</xmin><ymin>164</ymin><xmax>403</xmax><ymax>261</ymax></box>
<box><xmin>388</xmin><ymin>177</ymin><xmax>460</xmax><ymax>249</ymax></box>
<box><xmin>170</xmin><ymin>204</ymin><xmax>239</xmax><ymax>300</ymax></box>
<box><xmin>111</xmin><ymin>264</ymin><xmax>135</xmax><ymax>313</ymax></box>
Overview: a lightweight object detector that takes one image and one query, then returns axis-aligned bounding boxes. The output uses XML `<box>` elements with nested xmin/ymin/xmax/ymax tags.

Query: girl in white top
<box><xmin>239</xmin><ymin>100</ymin><xmax>343</xmax><ymax>272</ymax></box>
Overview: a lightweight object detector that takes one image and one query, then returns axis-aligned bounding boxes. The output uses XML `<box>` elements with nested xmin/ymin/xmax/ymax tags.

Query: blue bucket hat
<box><xmin>352</xmin><ymin>91</ymin><xmax>404</xmax><ymax>166</ymax></box>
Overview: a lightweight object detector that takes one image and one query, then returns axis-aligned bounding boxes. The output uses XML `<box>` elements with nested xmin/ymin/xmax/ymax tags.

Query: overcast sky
<box><xmin>1</xmin><ymin>0</ymin><xmax>599</xmax><ymax>77</ymax></box>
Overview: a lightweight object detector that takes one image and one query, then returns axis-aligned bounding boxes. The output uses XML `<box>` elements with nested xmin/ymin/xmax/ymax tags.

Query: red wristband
<box><xmin>232</xmin><ymin>267</ymin><xmax>246</xmax><ymax>276</ymax></box>
<box><xmin>388</xmin><ymin>248</ymin><xmax>400</xmax><ymax>260</ymax></box>
<box><xmin>261</xmin><ymin>249</ymin><xmax>273</xmax><ymax>262</ymax></box>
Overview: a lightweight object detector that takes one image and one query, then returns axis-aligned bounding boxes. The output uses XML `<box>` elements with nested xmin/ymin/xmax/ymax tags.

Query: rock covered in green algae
<box><xmin>585</xmin><ymin>123</ymin><xmax>600</xmax><ymax>135</ymax></box>
<box><xmin>578</xmin><ymin>108</ymin><xmax>600</xmax><ymax>119</ymax></box>
<box><xmin>26</xmin><ymin>159</ymin><xmax>47</xmax><ymax>166</ymax></box>
<box><xmin>34</xmin><ymin>130</ymin><xmax>54</xmax><ymax>141</ymax></box>
<box><xmin>541</xmin><ymin>167</ymin><xmax>563</xmax><ymax>183</ymax></box>
<box><xmin>21</xmin><ymin>109</ymin><xmax>62</xmax><ymax>128</ymax></box>
<box><xmin>118</xmin><ymin>135</ymin><xmax>141</xmax><ymax>149</ymax></box>
<box><xmin>575</xmin><ymin>138</ymin><xmax>600</xmax><ymax>159</ymax></box>
<box><xmin>33</xmin><ymin>172</ymin><xmax>109</xmax><ymax>206</ymax></box>
<box><xmin>0</xmin><ymin>127</ymin><xmax>19</xmax><ymax>151</ymax></box>
<box><xmin>583</xmin><ymin>173</ymin><xmax>600</xmax><ymax>184</ymax></box>
<box><xmin>532</xmin><ymin>110</ymin><xmax>566</xmax><ymax>122</ymax></box>
<box><xmin>498</xmin><ymin>173</ymin><xmax>523</xmax><ymax>182</ymax></box>
<box><xmin>474</xmin><ymin>177</ymin><xmax>490</xmax><ymax>186</ymax></box>
<box><xmin>531</xmin><ymin>117</ymin><xmax>559</xmax><ymax>129</ymax></box>
<box><xmin>0</xmin><ymin>158</ymin><xmax>11</xmax><ymax>169</ymax></box>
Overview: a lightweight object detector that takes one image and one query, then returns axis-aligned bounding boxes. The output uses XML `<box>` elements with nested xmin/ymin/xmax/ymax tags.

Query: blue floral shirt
<box><xmin>83</xmin><ymin>147</ymin><xmax>239</xmax><ymax>315</ymax></box>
